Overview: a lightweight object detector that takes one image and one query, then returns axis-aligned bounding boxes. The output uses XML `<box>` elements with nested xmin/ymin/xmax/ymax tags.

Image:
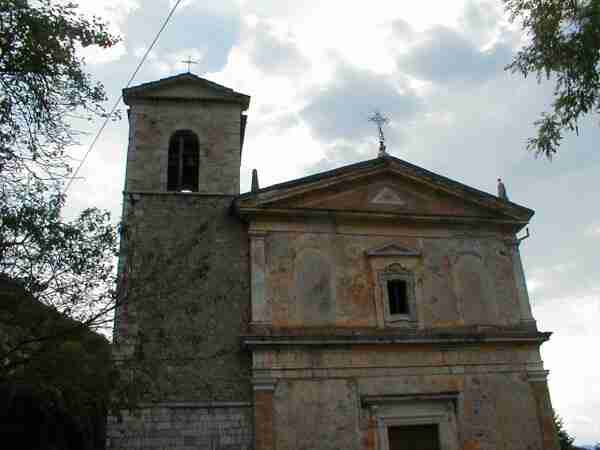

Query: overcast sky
<box><xmin>66</xmin><ymin>0</ymin><xmax>599</xmax><ymax>444</ymax></box>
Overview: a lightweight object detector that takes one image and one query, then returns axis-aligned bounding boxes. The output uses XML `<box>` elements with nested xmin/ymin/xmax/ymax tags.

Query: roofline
<box><xmin>122</xmin><ymin>73</ymin><xmax>250</xmax><ymax>109</ymax></box>
<box><xmin>235</xmin><ymin>154</ymin><xmax>534</xmax><ymax>220</ymax></box>
<box><xmin>237</xmin><ymin>157</ymin><xmax>383</xmax><ymax>200</ymax></box>
<box><xmin>235</xmin><ymin>206</ymin><xmax>530</xmax><ymax>232</ymax></box>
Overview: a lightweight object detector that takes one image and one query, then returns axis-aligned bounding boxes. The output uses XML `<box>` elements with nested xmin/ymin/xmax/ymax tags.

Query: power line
<box><xmin>63</xmin><ymin>0</ymin><xmax>185</xmax><ymax>195</ymax></box>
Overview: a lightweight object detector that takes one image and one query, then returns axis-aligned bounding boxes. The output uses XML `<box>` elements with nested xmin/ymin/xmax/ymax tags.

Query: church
<box><xmin>107</xmin><ymin>73</ymin><xmax>560</xmax><ymax>450</ymax></box>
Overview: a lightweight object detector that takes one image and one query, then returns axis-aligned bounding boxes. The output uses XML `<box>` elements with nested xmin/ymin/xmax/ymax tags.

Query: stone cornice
<box><xmin>236</xmin><ymin>206</ymin><xmax>529</xmax><ymax>231</ymax></box>
<box><xmin>361</xmin><ymin>392</ymin><xmax>460</xmax><ymax>409</ymax></box>
<box><xmin>124</xmin><ymin>190</ymin><xmax>237</xmax><ymax>198</ymax></box>
<box><xmin>241</xmin><ymin>331</ymin><xmax>551</xmax><ymax>349</ymax></box>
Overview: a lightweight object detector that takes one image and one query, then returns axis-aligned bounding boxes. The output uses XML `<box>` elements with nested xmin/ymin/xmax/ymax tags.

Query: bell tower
<box><xmin>109</xmin><ymin>75</ymin><xmax>254</xmax><ymax>450</ymax></box>
<box><xmin>122</xmin><ymin>73</ymin><xmax>250</xmax><ymax>194</ymax></box>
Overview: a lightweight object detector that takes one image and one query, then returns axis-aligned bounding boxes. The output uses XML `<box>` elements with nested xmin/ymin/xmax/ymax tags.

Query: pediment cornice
<box><xmin>234</xmin><ymin>156</ymin><xmax>534</xmax><ymax>229</ymax></box>
<box><xmin>123</xmin><ymin>73</ymin><xmax>250</xmax><ymax>109</ymax></box>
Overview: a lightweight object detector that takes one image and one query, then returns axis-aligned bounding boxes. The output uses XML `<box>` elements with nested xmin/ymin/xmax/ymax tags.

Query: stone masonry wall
<box><xmin>107</xmin><ymin>404</ymin><xmax>253</xmax><ymax>450</ymax></box>
<box><xmin>110</xmin><ymin>194</ymin><xmax>253</xmax><ymax>450</ymax></box>
<box><xmin>115</xmin><ymin>194</ymin><xmax>251</xmax><ymax>402</ymax></box>
<box><xmin>125</xmin><ymin>100</ymin><xmax>243</xmax><ymax>194</ymax></box>
<box><xmin>110</xmin><ymin>194</ymin><xmax>252</xmax><ymax>448</ymax></box>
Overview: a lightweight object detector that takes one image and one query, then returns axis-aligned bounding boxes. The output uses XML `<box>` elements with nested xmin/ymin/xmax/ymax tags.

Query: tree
<box><xmin>0</xmin><ymin>276</ymin><xmax>115</xmax><ymax>450</ymax></box>
<box><xmin>0</xmin><ymin>0</ymin><xmax>117</xmax><ymax>185</ymax></box>
<box><xmin>0</xmin><ymin>2</ymin><xmax>152</xmax><ymax>443</ymax></box>
<box><xmin>504</xmin><ymin>0</ymin><xmax>600</xmax><ymax>158</ymax></box>
<box><xmin>554</xmin><ymin>411</ymin><xmax>576</xmax><ymax>450</ymax></box>
<box><xmin>0</xmin><ymin>0</ymin><xmax>119</xmax><ymax>335</ymax></box>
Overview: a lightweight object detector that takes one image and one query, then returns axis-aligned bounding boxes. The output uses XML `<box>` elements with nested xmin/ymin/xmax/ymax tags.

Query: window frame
<box><xmin>362</xmin><ymin>393</ymin><xmax>460</xmax><ymax>450</ymax></box>
<box><xmin>378</xmin><ymin>265</ymin><xmax>417</xmax><ymax>324</ymax></box>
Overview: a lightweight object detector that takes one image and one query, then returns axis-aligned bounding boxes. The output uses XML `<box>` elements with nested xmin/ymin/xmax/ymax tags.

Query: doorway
<box><xmin>387</xmin><ymin>424</ymin><xmax>440</xmax><ymax>450</ymax></box>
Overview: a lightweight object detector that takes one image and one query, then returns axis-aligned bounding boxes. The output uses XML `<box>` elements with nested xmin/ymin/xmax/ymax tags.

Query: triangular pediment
<box><xmin>123</xmin><ymin>73</ymin><xmax>250</xmax><ymax>109</ymax></box>
<box><xmin>257</xmin><ymin>175</ymin><xmax>493</xmax><ymax>216</ymax></box>
<box><xmin>236</xmin><ymin>156</ymin><xmax>534</xmax><ymax>228</ymax></box>
<box><xmin>371</xmin><ymin>187</ymin><xmax>406</xmax><ymax>205</ymax></box>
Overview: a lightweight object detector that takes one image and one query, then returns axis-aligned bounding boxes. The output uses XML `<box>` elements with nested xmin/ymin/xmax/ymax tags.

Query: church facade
<box><xmin>108</xmin><ymin>73</ymin><xmax>560</xmax><ymax>450</ymax></box>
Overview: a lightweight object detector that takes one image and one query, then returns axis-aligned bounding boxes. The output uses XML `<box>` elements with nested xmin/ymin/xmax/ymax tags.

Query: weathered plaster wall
<box><xmin>255</xmin><ymin>344</ymin><xmax>548</xmax><ymax>450</ymax></box>
<box><xmin>254</xmin><ymin>220</ymin><xmax>522</xmax><ymax>329</ymax></box>
<box><xmin>107</xmin><ymin>403</ymin><xmax>253</xmax><ymax>450</ymax></box>
<box><xmin>274</xmin><ymin>379</ymin><xmax>361</xmax><ymax>450</ymax></box>
<box><xmin>125</xmin><ymin>101</ymin><xmax>243</xmax><ymax>194</ymax></box>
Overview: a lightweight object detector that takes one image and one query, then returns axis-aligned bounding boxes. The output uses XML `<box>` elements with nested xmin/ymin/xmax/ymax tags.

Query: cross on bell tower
<box><xmin>369</xmin><ymin>111</ymin><xmax>389</xmax><ymax>157</ymax></box>
<box><xmin>181</xmin><ymin>56</ymin><xmax>199</xmax><ymax>73</ymax></box>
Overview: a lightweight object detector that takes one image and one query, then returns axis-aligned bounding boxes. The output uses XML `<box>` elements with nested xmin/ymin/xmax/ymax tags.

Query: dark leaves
<box><xmin>0</xmin><ymin>0</ymin><xmax>119</xmax><ymax>187</ymax></box>
<box><xmin>0</xmin><ymin>0</ymin><xmax>120</xmax><ymax>332</ymax></box>
<box><xmin>505</xmin><ymin>0</ymin><xmax>600</xmax><ymax>157</ymax></box>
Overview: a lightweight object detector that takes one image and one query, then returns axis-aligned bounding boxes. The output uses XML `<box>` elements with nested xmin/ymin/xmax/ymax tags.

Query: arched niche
<box><xmin>451</xmin><ymin>252</ymin><xmax>499</xmax><ymax>325</ymax></box>
<box><xmin>293</xmin><ymin>249</ymin><xmax>335</xmax><ymax>324</ymax></box>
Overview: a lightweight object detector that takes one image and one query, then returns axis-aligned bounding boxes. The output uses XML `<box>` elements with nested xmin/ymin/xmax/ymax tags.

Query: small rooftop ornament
<box><xmin>497</xmin><ymin>178</ymin><xmax>509</xmax><ymax>201</ymax></box>
<box><xmin>181</xmin><ymin>57</ymin><xmax>199</xmax><ymax>73</ymax></box>
<box><xmin>369</xmin><ymin>111</ymin><xmax>389</xmax><ymax>157</ymax></box>
<box><xmin>251</xmin><ymin>169</ymin><xmax>260</xmax><ymax>192</ymax></box>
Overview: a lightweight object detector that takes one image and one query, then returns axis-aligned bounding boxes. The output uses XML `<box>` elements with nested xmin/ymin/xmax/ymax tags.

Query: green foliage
<box><xmin>0</xmin><ymin>0</ymin><xmax>128</xmax><ymax>435</ymax></box>
<box><xmin>553</xmin><ymin>411</ymin><xmax>576</xmax><ymax>450</ymax></box>
<box><xmin>3</xmin><ymin>190</ymin><xmax>117</xmax><ymax>321</ymax></box>
<box><xmin>0</xmin><ymin>184</ymin><xmax>117</xmax><ymax>328</ymax></box>
<box><xmin>504</xmin><ymin>0</ymin><xmax>600</xmax><ymax>158</ymax></box>
<box><xmin>0</xmin><ymin>0</ymin><xmax>119</xmax><ymax>185</ymax></box>
<box><xmin>0</xmin><ymin>0</ymin><xmax>120</xmax><ymax>329</ymax></box>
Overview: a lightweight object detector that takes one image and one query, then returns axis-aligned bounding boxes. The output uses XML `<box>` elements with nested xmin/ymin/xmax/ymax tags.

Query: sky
<box><xmin>64</xmin><ymin>0</ymin><xmax>599</xmax><ymax>444</ymax></box>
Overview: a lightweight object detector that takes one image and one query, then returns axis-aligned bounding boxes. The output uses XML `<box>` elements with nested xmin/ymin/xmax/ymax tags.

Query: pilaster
<box><xmin>253</xmin><ymin>379</ymin><xmax>276</xmax><ymax>450</ymax></box>
<box><xmin>528</xmin><ymin>371</ymin><xmax>561</xmax><ymax>450</ymax></box>
<box><xmin>510</xmin><ymin>240</ymin><xmax>537</xmax><ymax>327</ymax></box>
<box><xmin>250</xmin><ymin>231</ymin><xmax>270</xmax><ymax>324</ymax></box>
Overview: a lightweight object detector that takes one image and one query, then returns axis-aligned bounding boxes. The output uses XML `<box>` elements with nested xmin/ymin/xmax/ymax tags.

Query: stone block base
<box><xmin>107</xmin><ymin>402</ymin><xmax>253</xmax><ymax>450</ymax></box>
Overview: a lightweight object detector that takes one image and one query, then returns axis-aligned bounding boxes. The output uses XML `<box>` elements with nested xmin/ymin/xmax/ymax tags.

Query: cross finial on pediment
<box><xmin>369</xmin><ymin>111</ymin><xmax>389</xmax><ymax>157</ymax></box>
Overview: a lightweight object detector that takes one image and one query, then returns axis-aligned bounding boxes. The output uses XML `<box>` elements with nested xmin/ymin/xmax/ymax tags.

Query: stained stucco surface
<box><xmin>258</xmin><ymin>225</ymin><xmax>522</xmax><ymax>329</ymax></box>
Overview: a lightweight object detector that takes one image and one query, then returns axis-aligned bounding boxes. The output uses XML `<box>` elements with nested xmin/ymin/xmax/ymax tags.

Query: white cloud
<box><xmin>81</xmin><ymin>42</ymin><xmax>127</xmax><ymax>66</ymax></box>
<box><xmin>527</xmin><ymin>277</ymin><xmax>544</xmax><ymax>294</ymax></box>
<box><xmin>151</xmin><ymin>48</ymin><xmax>207</xmax><ymax>77</ymax></box>
<box><xmin>75</xmin><ymin>0</ymin><xmax>140</xmax><ymax>35</ymax></box>
<box><xmin>170</xmin><ymin>0</ymin><xmax>241</xmax><ymax>15</ymax></box>
<box><xmin>586</xmin><ymin>224</ymin><xmax>600</xmax><ymax>237</ymax></box>
<box><xmin>536</xmin><ymin>293</ymin><xmax>600</xmax><ymax>444</ymax></box>
<box><xmin>65</xmin><ymin>0</ymin><xmax>140</xmax><ymax>65</ymax></box>
<box><xmin>535</xmin><ymin>294</ymin><xmax>600</xmax><ymax>338</ymax></box>
<box><xmin>543</xmin><ymin>336</ymin><xmax>600</xmax><ymax>445</ymax></box>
